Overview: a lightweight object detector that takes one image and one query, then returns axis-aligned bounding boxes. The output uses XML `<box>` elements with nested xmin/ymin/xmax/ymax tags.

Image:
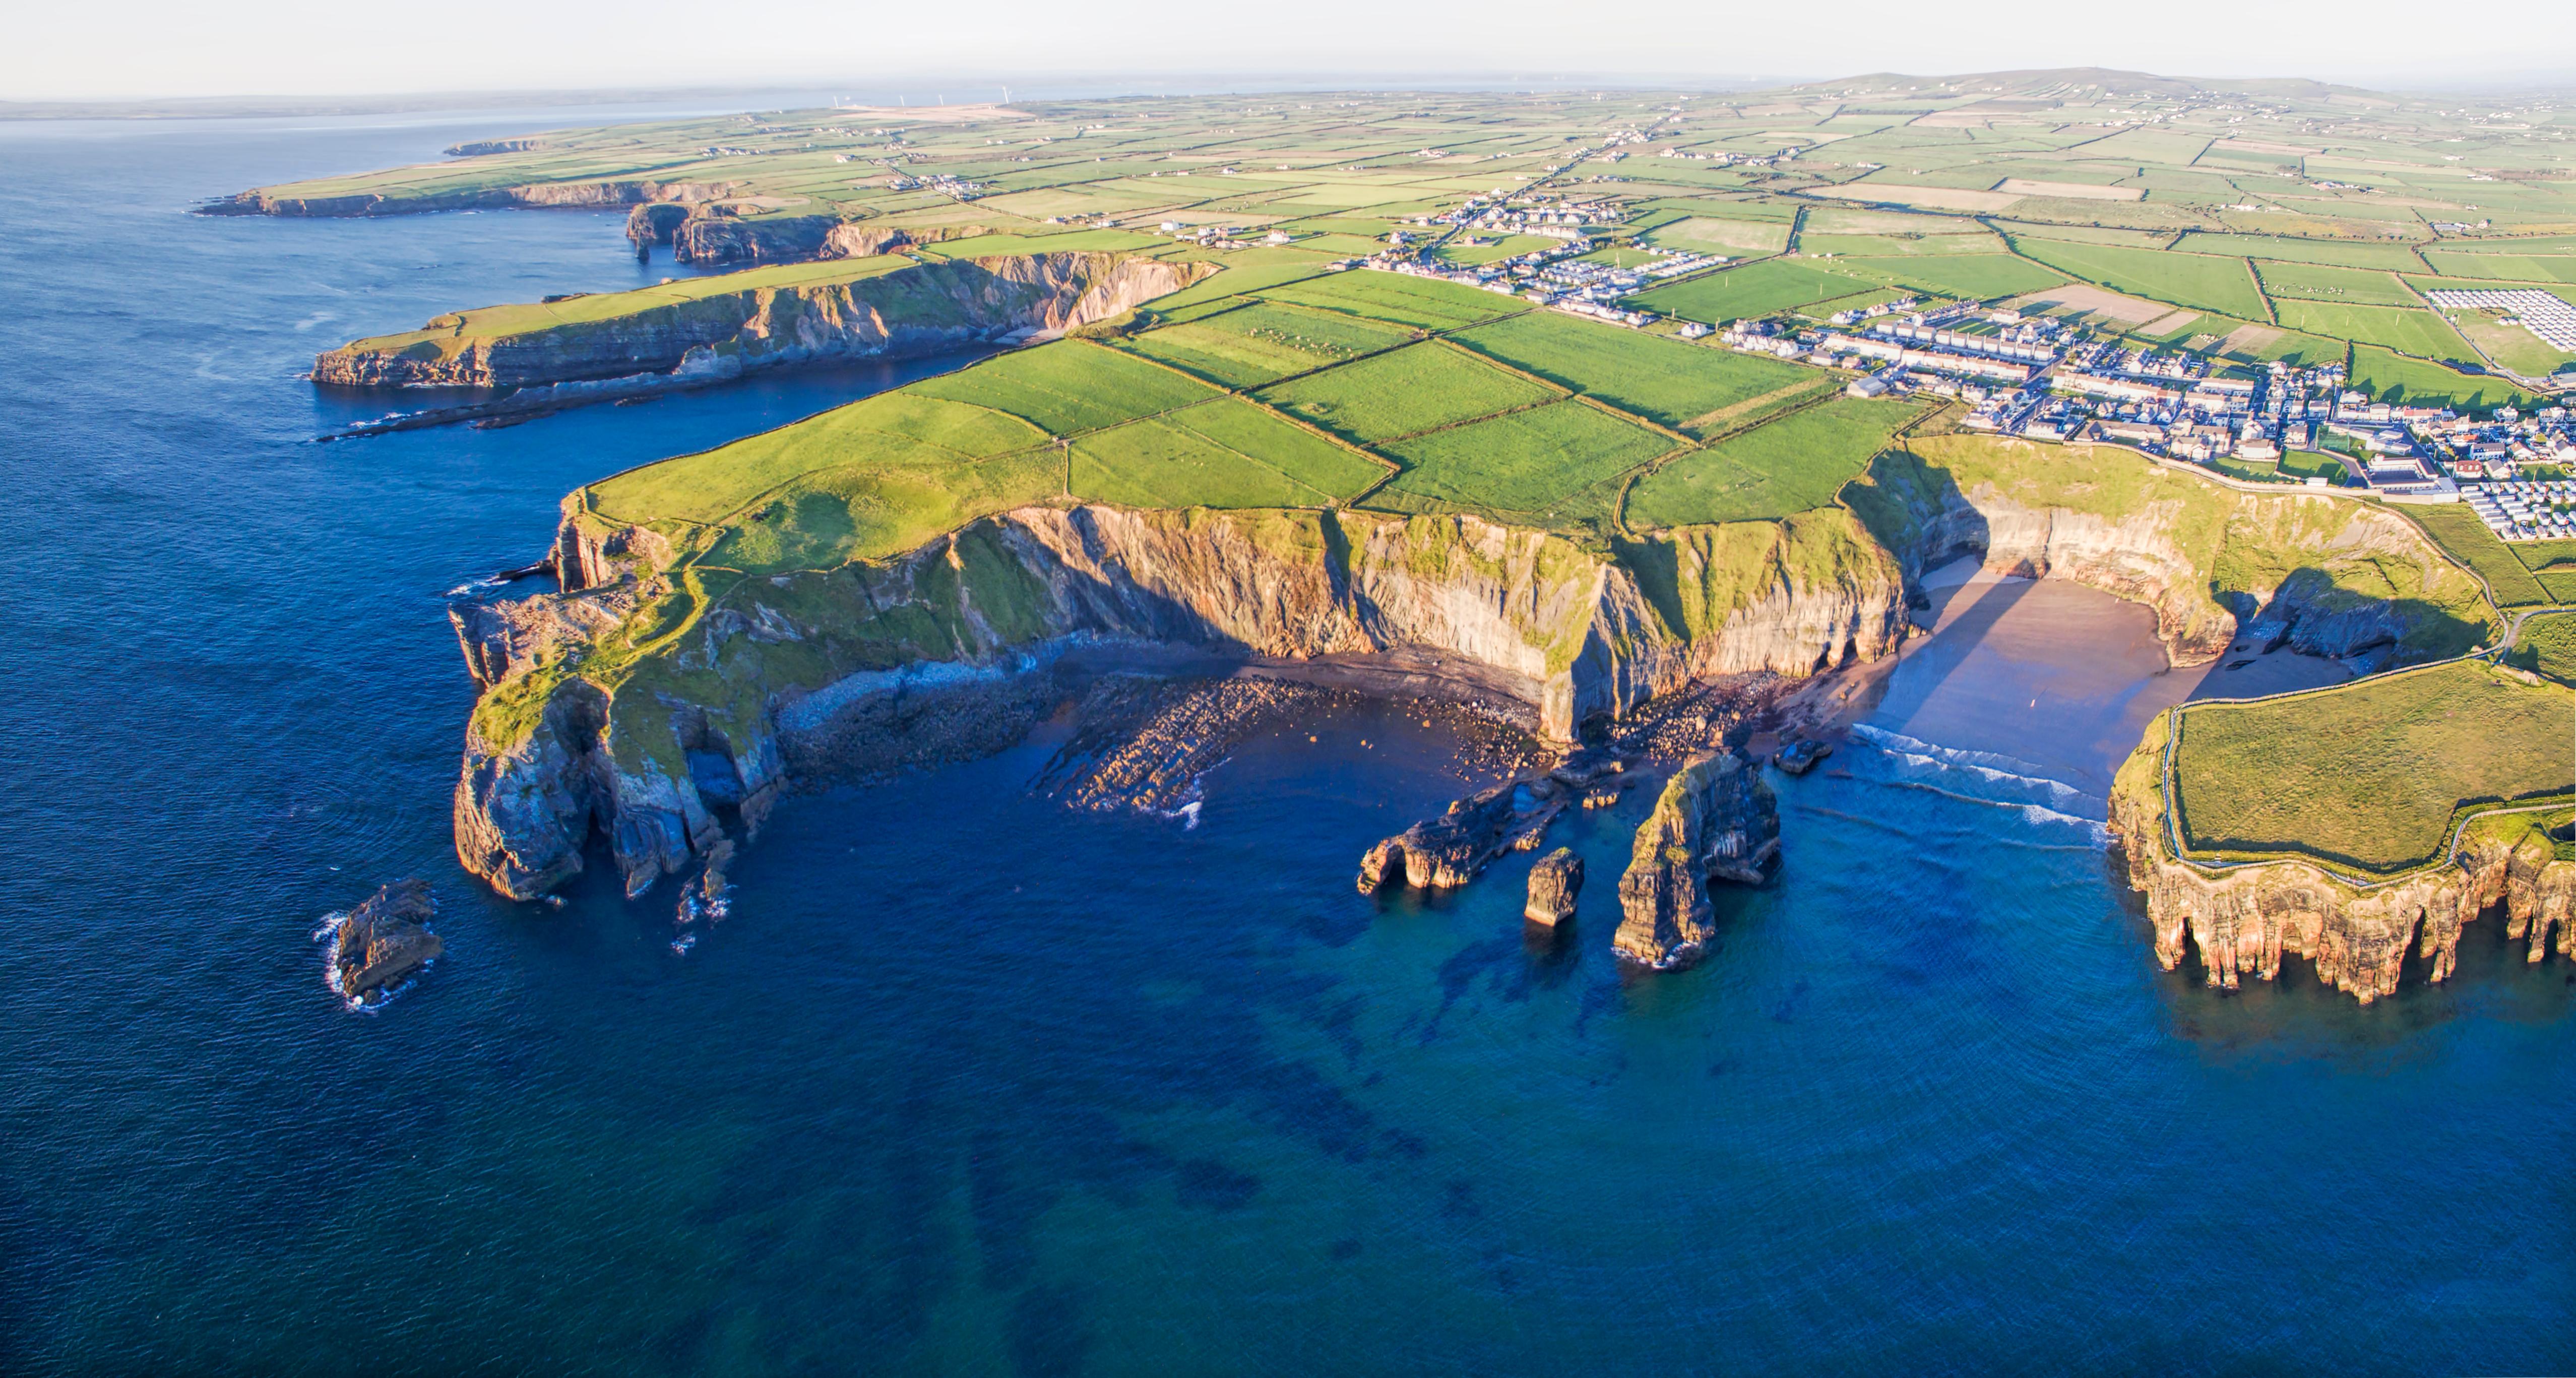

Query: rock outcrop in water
<box><xmin>2108</xmin><ymin>717</ymin><xmax>2573</xmax><ymax>1003</ymax></box>
<box><xmin>1526</xmin><ymin>848</ymin><xmax>1584</xmax><ymax>925</ymax></box>
<box><xmin>1613</xmin><ymin>750</ymin><xmax>1779</xmax><ymax>969</ymax></box>
<box><xmin>328</xmin><ymin>879</ymin><xmax>444</xmax><ymax>1005</ymax></box>
<box><xmin>1358</xmin><ymin>780</ymin><xmax>1564</xmax><ymax>893</ymax></box>
<box><xmin>316</xmin><ymin>252</ymin><xmax>1207</xmax><ymax>391</ymax></box>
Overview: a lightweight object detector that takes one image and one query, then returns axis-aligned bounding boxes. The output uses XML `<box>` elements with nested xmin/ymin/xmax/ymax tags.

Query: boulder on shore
<box><xmin>331</xmin><ymin>879</ymin><xmax>444</xmax><ymax>1005</ymax></box>
<box><xmin>1525</xmin><ymin>848</ymin><xmax>1584</xmax><ymax>925</ymax></box>
<box><xmin>1614</xmin><ymin>750</ymin><xmax>1779</xmax><ymax>969</ymax></box>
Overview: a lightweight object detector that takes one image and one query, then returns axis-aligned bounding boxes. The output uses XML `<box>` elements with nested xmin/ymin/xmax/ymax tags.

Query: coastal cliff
<box><xmin>204</xmin><ymin>177</ymin><xmax>735</xmax><ymax>218</ymax></box>
<box><xmin>316</xmin><ymin>252</ymin><xmax>1207</xmax><ymax>391</ymax></box>
<box><xmin>449</xmin><ymin>427</ymin><xmax>2500</xmax><ymax>909</ymax></box>
<box><xmin>2109</xmin><ymin>714</ymin><xmax>2573</xmax><ymax>1003</ymax></box>
<box><xmin>1847</xmin><ymin>436</ymin><xmax>2494</xmax><ymax>667</ymax></box>
<box><xmin>456</xmin><ymin>504</ymin><xmax>1907</xmax><ymax>899</ymax></box>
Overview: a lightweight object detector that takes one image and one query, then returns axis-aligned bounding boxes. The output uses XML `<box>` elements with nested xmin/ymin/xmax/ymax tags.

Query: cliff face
<box><xmin>1849</xmin><ymin>438</ymin><xmax>2495</xmax><ymax>667</ymax></box>
<box><xmin>450</xmin><ymin>435</ymin><xmax>2503</xmax><ymax>907</ymax></box>
<box><xmin>316</xmin><ymin>253</ymin><xmax>1207</xmax><ymax>391</ymax></box>
<box><xmin>204</xmin><ymin>178</ymin><xmax>733</xmax><ymax>218</ymax></box>
<box><xmin>459</xmin><ymin>505</ymin><xmax>1898</xmax><ymax>898</ymax></box>
<box><xmin>2108</xmin><ymin>716</ymin><xmax>2573</xmax><ymax>1003</ymax></box>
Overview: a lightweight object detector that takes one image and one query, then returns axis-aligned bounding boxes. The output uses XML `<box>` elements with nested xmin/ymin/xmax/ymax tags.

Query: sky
<box><xmin>8</xmin><ymin>0</ymin><xmax>2574</xmax><ymax>103</ymax></box>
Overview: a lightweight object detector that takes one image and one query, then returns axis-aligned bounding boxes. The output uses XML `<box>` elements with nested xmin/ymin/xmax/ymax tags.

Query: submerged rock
<box><xmin>1614</xmin><ymin>750</ymin><xmax>1780</xmax><ymax>970</ymax></box>
<box><xmin>1525</xmin><ymin>848</ymin><xmax>1584</xmax><ymax>925</ymax></box>
<box><xmin>330</xmin><ymin>879</ymin><xmax>444</xmax><ymax>1006</ymax></box>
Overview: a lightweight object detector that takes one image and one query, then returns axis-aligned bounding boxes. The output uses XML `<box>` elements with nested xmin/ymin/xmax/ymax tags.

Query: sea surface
<box><xmin>2</xmin><ymin>110</ymin><xmax>2569</xmax><ymax>1377</ymax></box>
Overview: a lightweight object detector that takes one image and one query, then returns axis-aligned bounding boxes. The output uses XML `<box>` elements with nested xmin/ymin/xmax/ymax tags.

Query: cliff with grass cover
<box><xmin>444</xmin><ymin>395</ymin><xmax>2506</xmax><ymax>903</ymax></box>
<box><xmin>2108</xmin><ymin>673</ymin><xmax>2575</xmax><ymax>1004</ymax></box>
<box><xmin>315</xmin><ymin>252</ymin><xmax>1206</xmax><ymax>390</ymax></box>
<box><xmin>1847</xmin><ymin>435</ymin><xmax>2497</xmax><ymax>668</ymax></box>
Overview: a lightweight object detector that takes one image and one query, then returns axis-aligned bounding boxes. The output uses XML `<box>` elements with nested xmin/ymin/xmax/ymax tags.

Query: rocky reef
<box><xmin>2109</xmin><ymin>716</ymin><xmax>2573</xmax><ymax>1003</ymax></box>
<box><xmin>326</xmin><ymin>879</ymin><xmax>444</xmax><ymax>1006</ymax></box>
<box><xmin>315</xmin><ymin>252</ymin><xmax>1207</xmax><ymax>392</ymax></box>
<box><xmin>1613</xmin><ymin>751</ymin><xmax>1780</xmax><ymax>969</ymax></box>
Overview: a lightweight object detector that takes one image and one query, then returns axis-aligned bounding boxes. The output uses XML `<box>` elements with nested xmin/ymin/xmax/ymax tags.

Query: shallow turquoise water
<box><xmin>1</xmin><ymin>111</ymin><xmax>2569</xmax><ymax>1376</ymax></box>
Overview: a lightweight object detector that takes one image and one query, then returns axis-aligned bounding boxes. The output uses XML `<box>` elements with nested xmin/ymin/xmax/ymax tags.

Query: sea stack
<box><xmin>1614</xmin><ymin>750</ymin><xmax>1779</xmax><ymax>969</ymax></box>
<box><xmin>1525</xmin><ymin>848</ymin><xmax>1584</xmax><ymax>925</ymax></box>
<box><xmin>330</xmin><ymin>879</ymin><xmax>444</xmax><ymax>1005</ymax></box>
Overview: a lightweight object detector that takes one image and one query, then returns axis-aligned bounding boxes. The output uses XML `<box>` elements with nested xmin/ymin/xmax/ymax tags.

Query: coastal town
<box><xmin>1334</xmin><ymin>206</ymin><xmax>2576</xmax><ymax>534</ymax></box>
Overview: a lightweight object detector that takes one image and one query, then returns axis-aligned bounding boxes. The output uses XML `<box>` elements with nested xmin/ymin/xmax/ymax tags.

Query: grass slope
<box><xmin>2172</xmin><ymin>660</ymin><xmax>2574</xmax><ymax>871</ymax></box>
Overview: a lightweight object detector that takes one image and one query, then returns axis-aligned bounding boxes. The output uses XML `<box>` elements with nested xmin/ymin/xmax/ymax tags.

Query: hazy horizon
<box><xmin>10</xmin><ymin>0</ymin><xmax>2574</xmax><ymax>105</ymax></box>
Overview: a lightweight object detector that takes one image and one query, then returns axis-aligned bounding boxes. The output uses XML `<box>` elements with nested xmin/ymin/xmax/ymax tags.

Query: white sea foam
<box><xmin>671</xmin><ymin>932</ymin><xmax>697</xmax><ymax>957</ymax></box>
<box><xmin>1849</xmin><ymin>723</ymin><xmax>2093</xmax><ymax>808</ymax></box>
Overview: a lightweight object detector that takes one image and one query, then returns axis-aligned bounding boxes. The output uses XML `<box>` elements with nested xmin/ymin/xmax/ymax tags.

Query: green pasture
<box><xmin>1447</xmin><ymin>311</ymin><xmax>1814</xmax><ymax>430</ymax></box>
<box><xmin>1116</xmin><ymin>300</ymin><xmax>1415</xmax><ymax>388</ymax></box>
<box><xmin>2007</xmin><ymin>239</ymin><xmax>2271</xmax><ymax>320</ymax></box>
<box><xmin>1372</xmin><ymin>401</ymin><xmax>1676</xmax><ymax>524</ymax></box>
<box><xmin>2172</xmin><ymin>660</ymin><xmax>2574</xmax><ymax>871</ymax></box>
<box><xmin>1625</xmin><ymin>397</ymin><xmax>1922</xmax><ymax>528</ymax></box>
<box><xmin>1256</xmin><ymin>341</ymin><xmax>1558</xmax><ymax>443</ymax></box>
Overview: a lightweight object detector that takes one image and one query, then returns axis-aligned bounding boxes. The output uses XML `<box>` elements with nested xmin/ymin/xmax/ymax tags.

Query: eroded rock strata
<box><xmin>328</xmin><ymin>879</ymin><xmax>444</xmax><ymax>1006</ymax></box>
<box><xmin>1358</xmin><ymin>781</ymin><xmax>1565</xmax><ymax>893</ymax></box>
<box><xmin>450</xmin><ymin>441</ymin><xmax>2497</xmax><ymax>931</ymax></box>
<box><xmin>317</xmin><ymin>252</ymin><xmax>1206</xmax><ymax>391</ymax></box>
<box><xmin>1613</xmin><ymin>751</ymin><xmax>1780</xmax><ymax>969</ymax></box>
<box><xmin>2109</xmin><ymin>720</ymin><xmax>2574</xmax><ymax>1004</ymax></box>
<box><xmin>1526</xmin><ymin>849</ymin><xmax>1584</xmax><ymax>926</ymax></box>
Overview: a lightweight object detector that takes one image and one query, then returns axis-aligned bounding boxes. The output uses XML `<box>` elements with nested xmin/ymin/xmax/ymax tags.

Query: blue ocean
<box><xmin>1</xmin><ymin>108</ymin><xmax>2567</xmax><ymax>1375</ymax></box>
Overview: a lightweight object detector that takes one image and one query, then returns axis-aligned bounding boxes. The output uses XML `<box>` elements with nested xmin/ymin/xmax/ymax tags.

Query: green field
<box><xmin>1257</xmin><ymin>341</ymin><xmax>1558</xmax><ymax>443</ymax></box>
<box><xmin>2254</xmin><ymin>261</ymin><xmax>2421</xmax><ymax>306</ymax></box>
<box><xmin>2516</xmin><ymin>611</ymin><xmax>2576</xmax><ymax>685</ymax></box>
<box><xmin>1255</xmin><ymin>271</ymin><xmax>1524</xmax><ymax>331</ymax></box>
<box><xmin>2400</xmin><ymin>503</ymin><xmax>2554</xmax><ymax>606</ymax></box>
<box><xmin>1630</xmin><ymin>258</ymin><xmax>1892</xmax><ymax>323</ymax></box>
<box><xmin>2419</xmin><ymin>252</ymin><xmax>2576</xmax><ymax>283</ymax></box>
<box><xmin>2008</xmin><ymin>239</ymin><xmax>2271</xmax><ymax>320</ymax></box>
<box><xmin>1069</xmin><ymin>398</ymin><xmax>1386</xmax><ymax>509</ymax></box>
<box><xmin>1841</xmin><ymin>254</ymin><xmax>2071</xmax><ymax>302</ymax></box>
<box><xmin>2273</xmin><ymin>301</ymin><xmax>2472</xmax><ymax>360</ymax></box>
<box><xmin>1448</xmin><ymin>311</ymin><xmax>1814</xmax><ymax>429</ymax></box>
<box><xmin>2171</xmin><ymin>659</ymin><xmax>2574</xmax><ymax>871</ymax></box>
<box><xmin>2348</xmin><ymin>344</ymin><xmax>2535</xmax><ymax>412</ymax></box>
<box><xmin>1643</xmin><ymin>216</ymin><xmax>1792</xmax><ymax>255</ymax></box>
<box><xmin>590</xmin><ymin>391</ymin><xmax>1049</xmax><ymax>527</ymax></box>
<box><xmin>910</xmin><ymin>341</ymin><xmax>1219</xmax><ymax>436</ymax></box>
<box><xmin>1373</xmin><ymin>400</ymin><xmax>1674</xmax><ymax>522</ymax></box>
<box><xmin>1801</xmin><ymin>231</ymin><xmax>2009</xmax><ymax>257</ymax></box>
<box><xmin>1625</xmin><ymin>397</ymin><xmax>1922</xmax><ymax>528</ymax></box>
<box><xmin>1115</xmin><ymin>300</ymin><xmax>1415</xmax><ymax>388</ymax></box>
<box><xmin>2172</xmin><ymin>233</ymin><xmax>2431</xmax><ymax>272</ymax></box>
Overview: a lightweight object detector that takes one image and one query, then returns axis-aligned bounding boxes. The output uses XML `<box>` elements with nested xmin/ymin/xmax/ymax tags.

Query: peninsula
<box><xmin>245</xmin><ymin>70</ymin><xmax>2574</xmax><ymax>996</ymax></box>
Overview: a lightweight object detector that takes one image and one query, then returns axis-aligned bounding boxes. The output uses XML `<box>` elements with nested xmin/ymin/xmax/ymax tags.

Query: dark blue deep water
<box><xmin>2</xmin><ymin>111</ymin><xmax>2570</xmax><ymax>1376</ymax></box>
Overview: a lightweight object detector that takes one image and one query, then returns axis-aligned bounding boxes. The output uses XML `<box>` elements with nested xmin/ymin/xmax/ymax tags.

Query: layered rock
<box><xmin>328</xmin><ymin>880</ymin><xmax>445</xmax><ymax>1005</ymax></box>
<box><xmin>316</xmin><ymin>252</ymin><xmax>1209</xmax><ymax>391</ymax></box>
<box><xmin>458</xmin><ymin>503</ymin><xmax>1899</xmax><ymax>899</ymax></box>
<box><xmin>1849</xmin><ymin>439</ymin><xmax>2495</xmax><ymax>667</ymax></box>
<box><xmin>1613</xmin><ymin>751</ymin><xmax>1779</xmax><ymax>969</ymax></box>
<box><xmin>1525</xmin><ymin>848</ymin><xmax>1584</xmax><ymax>925</ymax></box>
<box><xmin>1357</xmin><ymin>780</ymin><xmax>1563</xmax><ymax>893</ymax></box>
<box><xmin>204</xmin><ymin>178</ymin><xmax>733</xmax><ymax>218</ymax></box>
<box><xmin>2109</xmin><ymin>719</ymin><xmax>2574</xmax><ymax>1003</ymax></box>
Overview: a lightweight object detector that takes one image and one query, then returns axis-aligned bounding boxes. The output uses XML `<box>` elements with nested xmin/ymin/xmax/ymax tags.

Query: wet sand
<box><xmin>1836</xmin><ymin>558</ymin><xmax>2352</xmax><ymax>795</ymax></box>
